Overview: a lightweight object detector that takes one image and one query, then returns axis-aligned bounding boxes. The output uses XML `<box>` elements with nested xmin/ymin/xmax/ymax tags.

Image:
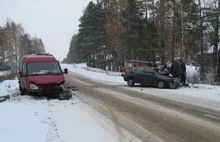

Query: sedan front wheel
<box><xmin>127</xmin><ymin>78</ymin><xmax>134</xmax><ymax>86</ymax></box>
<box><xmin>157</xmin><ymin>80</ymin><xmax>165</xmax><ymax>89</ymax></box>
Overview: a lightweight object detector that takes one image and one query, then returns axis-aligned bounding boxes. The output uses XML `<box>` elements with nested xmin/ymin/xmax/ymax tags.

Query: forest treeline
<box><xmin>64</xmin><ymin>0</ymin><xmax>219</xmax><ymax>83</ymax></box>
<box><xmin>0</xmin><ymin>19</ymin><xmax>46</xmax><ymax>70</ymax></box>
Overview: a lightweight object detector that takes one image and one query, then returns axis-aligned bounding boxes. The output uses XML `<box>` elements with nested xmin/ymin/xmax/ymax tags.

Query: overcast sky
<box><xmin>0</xmin><ymin>0</ymin><xmax>94</xmax><ymax>61</ymax></box>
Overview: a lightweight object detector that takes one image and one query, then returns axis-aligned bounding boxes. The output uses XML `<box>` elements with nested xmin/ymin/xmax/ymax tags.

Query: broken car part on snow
<box><xmin>0</xmin><ymin>95</ymin><xmax>10</xmax><ymax>103</ymax></box>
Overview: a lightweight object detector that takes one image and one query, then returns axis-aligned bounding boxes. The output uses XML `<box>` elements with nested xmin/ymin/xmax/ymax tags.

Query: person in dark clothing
<box><xmin>180</xmin><ymin>61</ymin><xmax>186</xmax><ymax>85</ymax></box>
<box><xmin>147</xmin><ymin>61</ymin><xmax>152</xmax><ymax>67</ymax></box>
<box><xmin>161</xmin><ymin>63</ymin><xmax>169</xmax><ymax>71</ymax></box>
<box><xmin>170</xmin><ymin>61</ymin><xmax>183</xmax><ymax>88</ymax></box>
<box><xmin>161</xmin><ymin>63</ymin><xmax>170</xmax><ymax>75</ymax></box>
<box><xmin>170</xmin><ymin>61</ymin><xmax>174</xmax><ymax>75</ymax></box>
<box><xmin>152</xmin><ymin>62</ymin><xmax>157</xmax><ymax>67</ymax></box>
<box><xmin>171</xmin><ymin>61</ymin><xmax>182</xmax><ymax>78</ymax></box>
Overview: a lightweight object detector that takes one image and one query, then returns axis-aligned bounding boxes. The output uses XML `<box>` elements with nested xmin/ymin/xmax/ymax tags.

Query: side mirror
<box><xmin>64</xmin><ymin>68</ymin><xmax>68</xmax><ymax>74</ymax></box>
<box><xmin>19</xmin><ymin>71</ymin><xmax>22</xmax><ymax>77</ymax></box>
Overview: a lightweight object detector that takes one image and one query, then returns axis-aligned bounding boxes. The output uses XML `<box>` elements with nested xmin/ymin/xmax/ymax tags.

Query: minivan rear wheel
<box><xmin>127</xmin><ymin>78</ymin><xmax>134</xmax><ymax>86</ymax></box>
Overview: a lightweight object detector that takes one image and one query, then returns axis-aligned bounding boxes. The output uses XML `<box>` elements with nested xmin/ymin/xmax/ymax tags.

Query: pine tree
<box><xmin>155</xmin><ymin>0</ymin><xmax>173</xmax><ymax>63</ymax></box>
<box><xmin>106</xmin><ymin>0</ymin><xmax>124</xmax><ymax>56</ymax></box>
<box><xmin>77</xmin><ymin>2</ymin><xmax>96</xmax><ymax>65</ymax></box>
<box><xmin>120</xmin><ymin>0</ymin><xmax>146</xmax><ymax>60</ymax></box>
<box><xmin>77</xmin><ymin>1</ymin><xmax>109</xmax><ymax>68</ymax></box>
<box><xmin>66</xmin><ymin>34</ymin><xmax>78</xmax><ymax>63</ymax></box>
<box><xmin>105</xmin><ymin>0</ymin><xmax>126</xmax><ymax>70</ymax></box>
<box><xmin>204</xmin><ymin>0</ymin><xmax>220</xmax><ymax>81</ymax></box>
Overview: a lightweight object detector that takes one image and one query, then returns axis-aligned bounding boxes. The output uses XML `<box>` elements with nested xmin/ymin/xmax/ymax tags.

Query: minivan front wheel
<box><xmin>157</xmin><ymin>80</ymin><xmax>165</xmax><ymax>89</ymax></box>
<box><xmin>127</xmin><ymin>78</ymin><xmax>134</xmax><ymax>86</ymax></box>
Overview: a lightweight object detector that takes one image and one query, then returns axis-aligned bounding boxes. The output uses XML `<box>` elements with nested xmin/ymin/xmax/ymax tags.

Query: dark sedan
<box><xmin>123</xmin><ymin>66</ymin><xmax>173</xmax><ymax>88</ymax></box>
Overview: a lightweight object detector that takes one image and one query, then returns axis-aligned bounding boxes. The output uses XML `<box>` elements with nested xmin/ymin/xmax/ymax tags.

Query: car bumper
<box><xmin>29</xmin><ymin>83</ymin><xmax>63</xmax><ymax>95</ymax></box>
<box><xmin>123</xmin><ymin>75</ymin><xmax>128</xmax><ymax>81</ymax></box>
<box><xmin>166</xmin><ymin>79</ymin><xmax>174</xmax><ymax>87</ymax></box>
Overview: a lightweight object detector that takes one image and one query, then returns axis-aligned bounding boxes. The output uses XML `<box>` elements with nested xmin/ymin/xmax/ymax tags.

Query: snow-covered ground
<box><xmin>61</xmin><ymin>63</ymin><xmax>220</xmax><ymax>102</ymax></box>
<box><xmin>0</xmin><ymin>63</ymin><xmax>220</xmax><ymax>142</ymax></box>
<box><xmin>0</xmin><ymin>70</ymin><xmax>11</xmax><ymax>76</ymax></box>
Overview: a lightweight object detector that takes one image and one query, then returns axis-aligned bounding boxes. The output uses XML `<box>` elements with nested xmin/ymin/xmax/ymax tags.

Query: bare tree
<box><xmin>31</xmin><ymin>36</ymin><xmax>46</xmax><ymax>54</ymax></box>
<box><xmin>0</xmin><ymin>19</ymin><xmax>46</xmax><ymax>69</ymax></box>
<box><xmin>2</xmin><ymin>19</ymin><xmax>24</xmax><ymax>68</ymax></box>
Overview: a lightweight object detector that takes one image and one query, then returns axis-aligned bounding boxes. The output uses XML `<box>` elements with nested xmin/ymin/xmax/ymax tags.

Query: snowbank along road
<box><xmin>1</xmin><ymin>80</ymin><xmax>131</xmax><ymax>142</ymax></box>
<box><xmin>65</xmin><ymin>71</ymin><xmax>220</xmax><ymax>142</ymax></box>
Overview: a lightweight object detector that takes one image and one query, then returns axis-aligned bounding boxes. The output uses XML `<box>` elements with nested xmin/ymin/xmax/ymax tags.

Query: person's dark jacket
<box><xmin>181</xmin><ymin>62</ymin><xmax>186</xmax><ymax>73</ymax></box>
<box><xmin>170</xmin><ymin>64</ymin><xmax>174</xmax><ymax>75</ymax></box>
<box><xmin>173</xmin><ymin>62</ymin><xmax>183</xmax><ymax>78</ymax></box>
<box><xmin>148</xmin><ymin>63</ymin><xmax>152</xmax><ymax>67</ymax></box>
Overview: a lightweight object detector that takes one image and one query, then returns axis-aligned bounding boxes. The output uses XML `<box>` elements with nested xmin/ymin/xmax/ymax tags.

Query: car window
<box><xmin>131</xmin><ymin>66</ymin><xmax>137</xmax><ymax>71</ymax></box>
<box><xmin>135</xmin><ymin>67</ymin><xmax>144</xmax><ymax>73</ymax></box>
<box><xmin>144</xmin><ymin>67</ymin><xmax>155</xmax><ymax>73</ymax></box>
<box><xmin>22</xmin><ymin>63</ymin><xmax>26</xmax><ymax>76</ymax></box>
<box><xmin>27</xmin><ymin>61</ymin><xmax>62</xmax><ymax>76</ymax></box>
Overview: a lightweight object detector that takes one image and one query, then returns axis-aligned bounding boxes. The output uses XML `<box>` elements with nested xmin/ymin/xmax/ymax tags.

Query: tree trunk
<box><xmin>160</xmin><ymin>0</ymin><xmax>166</xmax><ymax>64</ymax></box>
<box><xmin>216</xmin><ymin>1</ymin><xmax>220</xmax><ymax>81</ymax></box>
<box><xmin>199</xmin><ymin>0</ymin><xmax>205</xmax><ymax>82</ymax></box>
<box><xmin>171</xmin><ymin>0</ymin><xmax>176</xmax><ymax>62</ymax></box>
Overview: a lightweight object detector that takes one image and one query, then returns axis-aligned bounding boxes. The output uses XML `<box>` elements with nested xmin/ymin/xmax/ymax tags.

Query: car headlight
<box><xmin>30</xmin><ymin>83</ymin><xmax>39</xmax><ymax>89</ymax></box>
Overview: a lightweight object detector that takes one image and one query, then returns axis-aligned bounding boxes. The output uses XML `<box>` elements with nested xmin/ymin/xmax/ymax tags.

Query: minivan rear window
<box><xmin>27</xmin><ymin>61</ymin><xmax>62</xmax><ymax>76</ymax></box>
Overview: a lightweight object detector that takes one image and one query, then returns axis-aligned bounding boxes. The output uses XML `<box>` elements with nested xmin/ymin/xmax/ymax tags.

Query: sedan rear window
<box><xmin>27</xmin><ymin>61</ymin><xmax>62</xmax><ymax>76</ymax></box>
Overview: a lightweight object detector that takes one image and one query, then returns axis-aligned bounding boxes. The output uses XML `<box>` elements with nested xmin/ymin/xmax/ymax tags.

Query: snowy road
<box><xmin>1</xmin><ymin>63</ymin><xmax>220</xmax><ymax>142</ymax></box>
<box><xmin>65</xmin><ymin>71</ymin><xmax>220</xmax><ymax>142</ymax></box>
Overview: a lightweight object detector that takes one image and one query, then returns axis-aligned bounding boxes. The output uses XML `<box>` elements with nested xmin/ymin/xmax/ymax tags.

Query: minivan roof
<box><xmin>22</xmin><ymin>54</ymin><xmax>58</xmax><ymax>63</ymax></box>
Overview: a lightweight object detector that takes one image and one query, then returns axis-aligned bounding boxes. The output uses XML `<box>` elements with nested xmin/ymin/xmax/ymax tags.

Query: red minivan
<box><xmin>18</xmin><ymin>54</ymin><xmax>68</xmax><ymax>96</ymax></box>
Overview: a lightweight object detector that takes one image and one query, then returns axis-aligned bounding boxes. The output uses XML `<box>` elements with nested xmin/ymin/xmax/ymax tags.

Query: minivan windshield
<box><xmin>27</xmin><ymin>61</ymin><xmax>62</xmax><ymax>76</ymax></box>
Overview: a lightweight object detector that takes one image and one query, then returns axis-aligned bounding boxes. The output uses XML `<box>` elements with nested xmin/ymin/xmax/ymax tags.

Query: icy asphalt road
<box><xmin>65</xmin><ymin>71</ymin><xmax>220</xmax><ymax>142</ymax></box>
<box><xmin>1</xmin><ymin>64</ymin><xmax>220</xmax><ymax>142</ymax></box>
